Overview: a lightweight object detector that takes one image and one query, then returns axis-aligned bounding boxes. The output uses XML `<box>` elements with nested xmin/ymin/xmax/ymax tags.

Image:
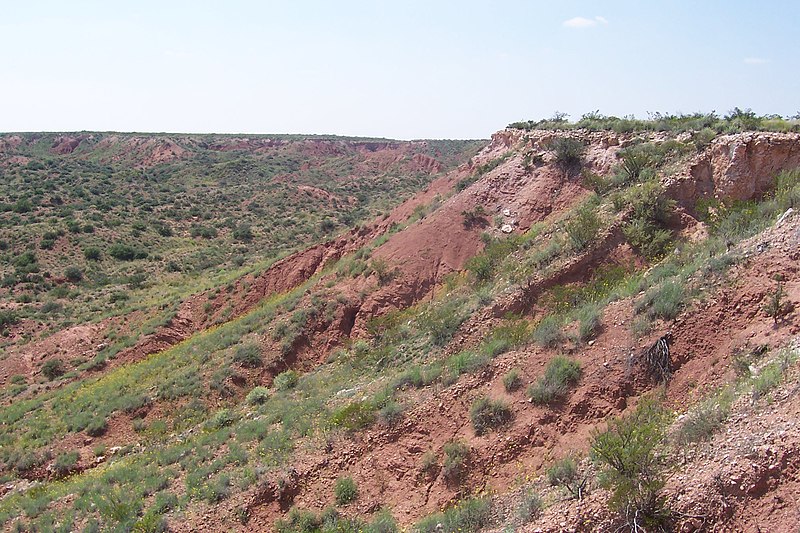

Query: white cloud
<box><xmin>563</xmin><ymin>16</ymin><xmax>609</xmax><ymax>29</ymax></box>
<box><xmin>743</xmin><ymin>57</ymin><xmax>769</xmax><ymax>65</ymax></box>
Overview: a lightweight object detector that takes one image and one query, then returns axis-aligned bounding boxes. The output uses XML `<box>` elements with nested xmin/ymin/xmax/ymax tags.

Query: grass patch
<box><xmin>416</xmin><ymin>496</ymin><xmax>492</xmax><ymax>533</ymax></box>
<box><xmin>528</xmin><ymin>356</ymin><xmax>582</xmax><ymax>405</ymax></box>
<box><xmin>334</xmin><ymin>476</ymin><xmax>358</xmax><ymax>505</ymax></box>
<box><xmin>470</xmin><ymin>396</ymin><xmax>513</xmax><ymax>435</ymax></box>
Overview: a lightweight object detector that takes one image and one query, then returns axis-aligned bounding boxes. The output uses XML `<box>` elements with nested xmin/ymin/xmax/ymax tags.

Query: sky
<box><xmin>2</xmin><ymin>0</ymin><xmax>798</xmax><ymax>139</ymax></box>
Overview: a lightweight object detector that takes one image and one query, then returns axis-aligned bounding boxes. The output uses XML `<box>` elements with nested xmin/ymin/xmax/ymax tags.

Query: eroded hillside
<box><xmin>1</xmin><ymin>121</ymin><xmax>799</xmax><ymax>532</ymax></box>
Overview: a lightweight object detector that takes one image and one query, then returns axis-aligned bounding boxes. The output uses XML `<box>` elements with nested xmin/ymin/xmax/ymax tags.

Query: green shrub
<box><xmin>565</xmin><ymin>204</ymin><xmax>601</xmax><ymax>251</ymax></box>
<box><xmin>547</xmin><ymin>457</ymin><xmax>587</xmax><ymax>499</ymax></box>
<box><xmin>233</xmin><ymin>343</ymin><xmax>262</xmax><ymax>368</ymax></box>
<box><xmin>232</xmin><ymin>224</ymin><xmax>254</xmax><ymax>242</ymax></box>
<box><xmin>329</xmin><ymin>401</ymin><xmax>375</xmax><ymax>431</ymax></box>
<box><xmin>83</xmin><ymin>246</ymin><xmax>103</xmax><ymax>261</ymax></box>
<box><xmin>445</xmin><ymin>350</ymin><xmax>488</xmax><ymax>379</ymax></box>
<box><xmin>502</xmin><ymin>369</ymin><xmax>522</xmax><ymax>392</ymax></box>
<box><xmin>0</xmin><ymin>310</ymin><xmax>18</xmax><ymax>329</ymax></box>
<box><xmin>550</xmin><ymin>137</ymin><xmax>585</xmax><ymax>171</ymax></box>
<box><xmin>85</xmin><ymin>416</ymin><xmax>107</xmax><ymax>437</ymax></box>
<box><xmin>470</xmin><ymin>396</ymin><xmax>513</xmax><ymax>435</ymax></box>
<box><xmin>675</xmin><ymin>388</ymin><xmax>733</xmax><ymax>445</ymax></box>
<box><xmin>532</xmin><ymin>315</ymin><xmax>563</xmax><ymax>348</ymax></box>
<box><xmin>274</xmin><ymin>370</ymin><xmax>299</xmax><ymax>391</ymax></box>
<box><xmin>441</xmin><ymin>440</ymin><xmax>470</xmax><ymax>485</ymax></box>
<box><xmin>763</xmin><ymin>280</ymin><xmax>791</xmax><ymax>324</ymax></box>
<box><xmin>52</xmin><ymin>451</ymin><xmax>79</xmax><ymax>477</ymax></box>
<box><xmin>275</xmin><ymin>507</ymin><xmax>322</xmax><ymax>533</ymax></box>
<box><xmin>109</xmin><ymin>243</ymin><xmax>148</xmax><ymax>261</ymax></box>
<box><xmin>751</xmin><ymin>351</ymin><xmax>796</xmax><ymax>401</ymax></box>
<box><xmin>205</xmin><ymin>409</ymin><xmax>235</xmax><ymax>430</ymax></box>
<box><xmin>622</xmin><ymin>218</ymin><xmax>673</xmax><ymax>259</ymax></box>
<box><xmin>133</xmin><ymin>511</ymin><xmax>167</xmax><ymax>533</ymax></box>
<box><xmin>621</xmin><ymin>180</ymin><xmax>675</xmax><ymax>258</ymax></box>
<box><xmin>591</xmin><ymin>399</ymin><xmax>670</xmax><ymax>528</ymax></box>
<box><xmin>365</xmin><ymin>507</ymin><xmax>399</xmax><ymax>533</ymax></box>
<box><xmin>41</xmin><ymin>358</ymin><xmax>64</xmax><ymax>380</ymax></box>
<box><xmin>246</xmin><ymin>386</ymin><xmax>270</xmax><ymax>405</ymax></box>
<box><xmin>415</xmin><ymin>496</ymin><xmax>491</xmax><ymax>533</ymax></box>
<box><xmin>635</xmin><ymin>280</ymin><xmax>685</xmax><ymax>321</ymax></box>
<box><xmin>528</xmin><ymin>356</ymin><xmax>581</xmax><ymax>405</ymax></box>
<box><xmin>419</xmin><ymin>451</ymin><xmax>439</xmax><ymax>477</ymax></box>
<box><xmin>334</xmin><ymin>476</ymin><xmax>358</xmax><ymax>505</ymax></box>
<box><xmin>577</xmin><ymin>303</ymin><xmax>602</xmax><ymax>342</ymax></box>
<box><xmin>64</xmin><ymin>266</ymin><xmax>83</xmax><ymax>283</ymax></box>
<box><xmin>190</xmin><ymin>225</ymin><xmax>218</xmax><ymax>239</ymax></box>
<box><xmin>425</xmin><ymin>299</ymin><xmax>469</xmax><ymax>347</ymax></box>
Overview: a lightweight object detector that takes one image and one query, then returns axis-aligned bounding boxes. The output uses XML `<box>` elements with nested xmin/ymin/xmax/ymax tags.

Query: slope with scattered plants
<box><xmin>1</xmin><ymin>113</ymin><xmax>799</xmax><ymax>532</ymax></box>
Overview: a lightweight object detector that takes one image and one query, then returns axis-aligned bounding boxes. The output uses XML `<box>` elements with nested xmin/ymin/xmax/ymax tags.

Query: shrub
<box><xmin>591</xmin><ymin>399</ymin><xmax>670</xmax><ymax>529</ymax></box>
<box><xmin>516</xmin><ymin>489</ymin><xmax>543</xmax><ymax>523</ymax></box>
<box><xmin>0</xmin><ymin>310</ymin><xmax>18</xmax><ymax>329</ymax></box>
<box><xmin>461</xmin><ymin>206</ymin><xmax>488</xmax><ymax>229</ymax></box>
<box><xmin>233</xmin><ymin>224</ymin><xmax>254</xmax><ymax>242</ymax></box>
<box><xmin>85</xmin><ymin>416</ymin><xmax>107</xmax><ymax>437</ymax></box>
<box><xmin>133</xmin><ymin>511</ymin><xmax>167</xmax><ymax>533</ymax></box>
<box><xmin>52</xmin><ymin>451</ymin><xmax>79</xmax><ymax>477</ymax></box>
<box><xmin>419</xmin><ymin>451</ymin><xmax>439</xmax><ymax>477</ymax></box>
<box><xmin>636</xmin><ymin>280</ymin><xmax>685</xmax><ymax>321</ymax></box>
<box><xmin>246</xmin><ymin>386</ymin><xmax>270</xmax><ymax>405</ymax></box>
<box><xmin>83</xmin><ymin>247</ymin><xmax>102</xmax><ymax>261</ymax></box>
<box><xmin>64</xmin><ymin>266</ymin><xmax>83</xmax><ymax>282</ymax></box>
<box><xmin>565</xmin><ymin>204</ymin><xmax>601</xmax><ymax>251</ymax></box>
<box><xmin>763</xmin><ymin>280</ymin><xmax>791</xmax><ymax>323</ymax></box>
<box><xmin>751</xmin><ymin>351</ymin><xmax>796</xmax><ymax>401</ymax></box>
<box><xmin>41</xmin><ymin>358</ymin><xmax>64</xmax><ymax>380</ymax></box>
<box><xmin>425</xmin><ymin>299</ymin><xmax>469</xmax><ymax>347</ymax></box>
<box><xmin>622</xmin><ymin>218</ymin><xmax>673</xmax><ymax>259</ymax></box>
<box><xmin>329</xmin><ymin>401</ymin><xmax>375</xmax><ymax>431</ymax></box>
<box><xmin>273</xmin><ymin>370</ymin><xmax>299</xmax><ymax>391</ymax></box>
<box><xmin>275</xmin><ymin>507</ymin><xmax>322</xmax><ymax>533</ymax></box>
<box><xmin>190</xmin><ymin>225</ymin><xmax>218</xmax><ymax>239</ymax></box>
<box><xmin>621</xmin><ymin>180</ymin><xmax>675</xmax><ymax>258</ymax></box>
<box><xmin>470</xmin><ymin>396</ymin><xmax>513</xmax><ymax>435</ymax></box>
<box><xmin>617</xmin><ymin>144</ymin><xmax>656</xmax><ymax>183</ymax></box>
<box><xmin>528</xmin><ymin>356</ymin><xmax>581</xmax><ymax>405</ymax></box>
<box><xmin>550</xmin><ymin>137</ymin><xmax>585</xmax><ymax>171</ymax></box>
<box><xmin>577</xmin><ymin>303</ymin><xmax>602</xmax><ymax>341</ymax></box>
<box><xmin>370</xmin><ymin>258</ymin><xmax>396</xmax><ymax>285</ymax></box>
<box><xmin>378</xmin><ymin>401</ymin><xmax>404</xmax><ymax>426</ymax></box>
<box><xmin>365</xmin><ymin>507</ymin><xmax>399</xmax><ymax>533</ymax></box>
<box><xmin>234</xmin><ymin>343</ymin><xmax>262</xmax><ymax>368</ymax></box>
<box><xmin>532</xmin><ymin>315</ymin><xmax>563</xmax><ymax>348</ymax></box>
<box><xmin>415</xmin><ymin>496</ymin><xmax>491</xmax><ymax>533</ymax></box>
<box><xmin>675</xmin><ymin>388</ymin><xmax>733</xmax><ymax>445</ymax></box>
<box><xmin>205</xmin><ymin>409</ymin><xmax>235</xmax><ymax>430</ymax></box>
<box><xmin>109</xmin><ymin>243</ymin><xmax>148</xmax><ymax>261</ymax></box>
<box><xmin>502</xmin><ymin>369</ymin><xmax>522</xmax><ymax>392</ymax></box>
<box><xmin>334</xmin><ymin>476</ymin><xmax>358</xmax><ymax>505</ymax></box>
<box><xmin>547</xmin><ymin>457</ymin><xmax>587</xmax><ymax>499</ymax></box>
<box><xmin>442</xmin><ymin>440</ymin><xmax>470</xmax><ymax>485</ymax></box>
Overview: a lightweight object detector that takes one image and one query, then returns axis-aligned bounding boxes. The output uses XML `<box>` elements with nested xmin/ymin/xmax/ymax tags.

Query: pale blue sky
<box><xmin>2</xmin><ymin>1</ymin><xmax>797</xmax><ymax>139</ymax></box>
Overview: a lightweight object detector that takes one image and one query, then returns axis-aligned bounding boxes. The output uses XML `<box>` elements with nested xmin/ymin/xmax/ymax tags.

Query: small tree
<box><xmin>763</xmin><ymin>278</ymin><xmax>791</xmax><ymax>324</ymax></box>
<box><xmin>591</xmin><ymin>399</ymin><xmax>670</xmax><ymax>530</ymax></box>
